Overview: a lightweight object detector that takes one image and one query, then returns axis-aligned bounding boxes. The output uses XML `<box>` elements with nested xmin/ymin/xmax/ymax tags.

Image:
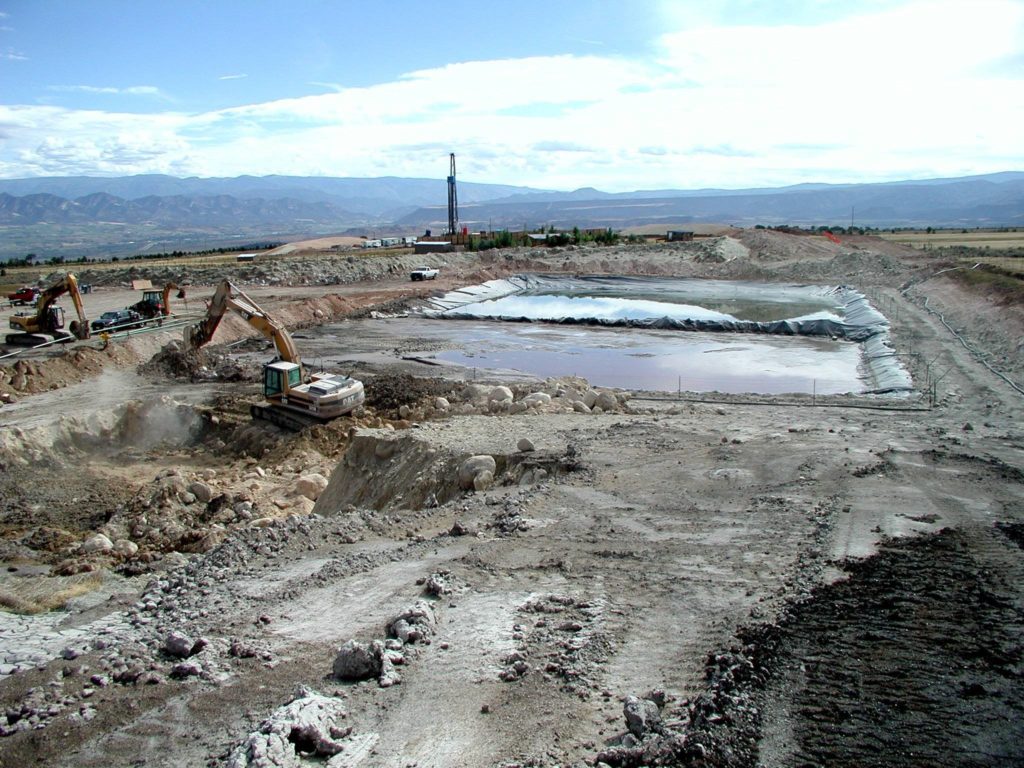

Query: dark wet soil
<box><xmin>757</xmin><ymin>524</ymin><xmax>1024</xmax><ymax>768</ymax></box>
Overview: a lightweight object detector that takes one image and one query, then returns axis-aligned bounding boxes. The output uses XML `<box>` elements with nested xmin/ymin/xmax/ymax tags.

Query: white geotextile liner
<box><xmin>418</xmin><ymin>275</ymin><xmax>912</xmax><ymax>393</ymax></box>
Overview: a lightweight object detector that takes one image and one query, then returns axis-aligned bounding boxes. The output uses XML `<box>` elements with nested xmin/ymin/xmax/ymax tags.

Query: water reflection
<box><xmin>399</xmin><ymin>320</ymin><xmax>862</xmax><ymax>395</ymax></box>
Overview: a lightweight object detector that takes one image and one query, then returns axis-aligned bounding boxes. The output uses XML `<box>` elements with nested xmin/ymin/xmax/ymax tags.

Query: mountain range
<box><xmin>0</xmin><ymin>172</ymin><xmax>1021</xmax><ymax>262</ymax></box>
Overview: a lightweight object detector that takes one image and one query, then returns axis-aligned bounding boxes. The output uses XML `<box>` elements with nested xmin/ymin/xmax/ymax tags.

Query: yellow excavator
<box><xmin>183</xmin><ymin>279</ymin><xmax>364</xmax><ymax>430</ymax></box>
<box><xmin>7</xmin><ymin>273</ymin><xmax>91</xmax><ymax>346</ymax></box>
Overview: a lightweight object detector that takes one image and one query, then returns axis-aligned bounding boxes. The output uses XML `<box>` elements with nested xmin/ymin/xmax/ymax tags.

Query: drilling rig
<box><xmin>447</xmin><ymin>152</ymin><xmax>459</xmax><ymax>237</ymax></box>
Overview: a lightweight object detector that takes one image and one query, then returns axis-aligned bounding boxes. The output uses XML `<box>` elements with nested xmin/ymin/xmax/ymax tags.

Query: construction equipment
<box><xmin>7</xmin><ymin>286</ymin><xmax>40</xmax><ymax>306</ymax></box>
<box><xmin>447</xmin><ymin>152</ymin><xmax>458</xmax><ymax>237</ymax></box>
<box><xmin>183</xmin><ymin>280</ymin><xmax>364</xmax><ymax>430</ymax></box>
<box><xmin>131</xmin><ymin>282</ymin><xmax>186</xmax><ymax>321</ymax></box>
<box><xmin>7</xmin><ymin>273</ymin><xmax>91</xmax><ymax>346</ymax></box>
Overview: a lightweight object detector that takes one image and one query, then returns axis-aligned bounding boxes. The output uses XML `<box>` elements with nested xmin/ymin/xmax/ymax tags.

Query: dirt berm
<box><xmin>0</xmin><ymin>233</ymin><xmax>1022</xmax><ymax>767</ymax></box>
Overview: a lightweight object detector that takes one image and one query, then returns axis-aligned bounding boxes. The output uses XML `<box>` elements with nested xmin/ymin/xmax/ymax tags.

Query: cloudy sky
<box><xmin>1</xmin><ymin>0</ymin><xmax>1022</xmax><ymax>191</ymax></box>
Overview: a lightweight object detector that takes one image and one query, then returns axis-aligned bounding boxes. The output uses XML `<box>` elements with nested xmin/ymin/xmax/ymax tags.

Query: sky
<box><xmin>0</xmin><ymin>0</ymin><xmax>1022</xmax><ymax>192</ymax></box>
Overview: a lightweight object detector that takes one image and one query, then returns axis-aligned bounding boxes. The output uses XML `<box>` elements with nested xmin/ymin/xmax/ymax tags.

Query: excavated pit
<box><xmin>0</xmin><ymin>396</ymin><xmax>220</xmax><ymax>468</ymax></box>
<box><xmin>314</xmin><ymin>430</ymin><xmax>581</xmax><ymax>514</ymax></box>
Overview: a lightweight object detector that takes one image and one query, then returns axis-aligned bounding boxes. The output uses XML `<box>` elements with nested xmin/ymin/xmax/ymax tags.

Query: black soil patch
<box><xmin>361</xmin><ymin>373</ymin><xmax>459</xmax><ymax>414</ymax></box>
<box><xmin>755</xmin><ymin>526</ymin><xmax>1024</xmax><ymax>767</ymax></box>
<box><xmin>600</xmin><ymin>526</ymin><xmax>1024</xmax><ymax>768</ymax></box>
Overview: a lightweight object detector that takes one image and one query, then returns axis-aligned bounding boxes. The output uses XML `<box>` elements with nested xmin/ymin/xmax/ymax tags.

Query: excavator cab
<box><xmin>141</xmin><ymin>289</ymin><xmax>164</xmax><ymax>314</ymax></box>
<box><xmin>44</xmin><ymin>306</ymin><xmax>66</xmax><ymax>333</ymax></box>
<box><xmin>263</xmin><ymin>361</ymin><xmax>302</xmax><ymax>398</ymax></box>
<box><xmin>9</xmin><ymin>305</ymin><xmax>64</xmax><ymax>333</ymax></box>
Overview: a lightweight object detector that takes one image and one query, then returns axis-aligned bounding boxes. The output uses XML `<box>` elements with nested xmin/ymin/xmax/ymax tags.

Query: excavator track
<box><xmin>4</xmin><ymin>332</ymin><xmax>72</xmax><ymax>347</ymax></box>
<box><xmin>250</xmin><ymin>403</ymin><xmax>323</xmax><ymax>432</ymax></box>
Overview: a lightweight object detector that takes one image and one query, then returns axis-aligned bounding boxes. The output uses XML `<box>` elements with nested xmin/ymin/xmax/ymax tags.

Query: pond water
<box><xmin>437</xmin><ymin>276</ymin><xmax>846</xmax><ymax>324</ymax></box>
<box><xmin>301</xmin><ymin>276</ymin><xmax>909</xmax><ymax>396</ymax></box>
<box><xmin>432</xmin><ymin>322</ymin><xmax>861</xmax><ymax>395</ymax></box>
<box><xmin>310</xmin><ymin>318</ymin><xmax>865</xmax><ymax>395</ymax></box>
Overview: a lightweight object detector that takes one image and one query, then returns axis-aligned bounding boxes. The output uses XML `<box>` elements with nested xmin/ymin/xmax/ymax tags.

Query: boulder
<box><xmin>487</xmin><ymin>386</ymin><xmax>514</xmax><ymax>403</ymax></box>
<box><xmin>458</xmin><ymin>455</ymin><xmax>496</xmax><ymax>490</ymax></box>
<box><xmin>595</xmin><ymin>391</ymin><xmax>618</xmax><ymax>411</ymax></box>
<box><xmin>623</xmin><ymin>695</ymin><xmax>662</xmax><ymax>737</ymax></box>
<box><xmin>517</xmin><ymin>438</ymin><xmax>536</xmax><ymax>452</ymax></box>
<box><xmin>388</xmin><ymin>602</ymin><xmax>436</xmax><ymax>644</ymax></box>
<box><xmin>522</xmin><ymin>392</ymin><xmax>551</xmax><ymax>407</ymax></box>
<box><xmin>462</xmin><ymin>383</ymin><xmax>490</xmax><ymax>402</ymax></box>
<box><xmin>80</xmin><ymin>534</ymin><xmax>113</xmax><ymax>554</ymax></box>
<box><xmin>164</xmin><ymin>631</ymin><xmax>195</xmax><ymax>659</ymax></box>
<box><xmin>294</xmin><ymin>473</ymin><xmax>328</xmax><ymax>501</ymax></box>
<box><xmin>473</xmin><ymin>470</ymin><xmax>494</xmax><ymax>491</ymax></box>
<box><xmin>434</xmin><ymin>396</ymin><xmax>450</xmax><ymax>410</ymax></box>
<box><xmin>188</xmin><ymin>481</ymin><xmax>214</xmax><ymax>504</ymax></box>
<box><xmin>114</xmin><ymin>539</ymin><xmax>139</xmax><ymax>557</ymax></box>
<box><xmin>332</xmin><ymin>639</ymin><xmax>382</xmax><ymax>681</ymax></box>
<box><xmin>226</xmin><ymin>686</ymin><xmax>357</xmax><ymax>768</ymax></box>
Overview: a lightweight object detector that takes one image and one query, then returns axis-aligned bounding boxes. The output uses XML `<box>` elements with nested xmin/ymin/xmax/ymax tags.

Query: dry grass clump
<box><xmin>0</xmin><ymin>573</ymin><xmax>103</xmax><ymax>615</ymax></box>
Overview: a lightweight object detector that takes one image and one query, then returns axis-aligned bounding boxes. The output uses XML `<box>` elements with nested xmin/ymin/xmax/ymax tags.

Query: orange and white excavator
<box><xmin>6</xmin><ymin>273</ymin><xmax>91</xmax><ymax>346</ymax></box>
<box><xmin>183</xmin><ymin>279</ymin><xmax>364</xmax><ymax>430</ymax></box>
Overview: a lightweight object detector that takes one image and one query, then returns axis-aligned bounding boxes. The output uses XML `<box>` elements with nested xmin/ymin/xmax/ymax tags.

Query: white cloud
<box><xmin>3</xmin><ymin>47</ymin><xmax>26</xmax><ymax>60</ymax></box>
<box><xmin>48</xmin><ymin>84</ymin><xmax>166</xmax><ymax>97</ymax></box>
<box><xmin>218</xmin><ymin>74</ymin><xmax>248</xmax><ymax>81</ymax></box>
<box><xmin>1</xmin><ymin>1</ymin><xmax>1022</xmax><ymax>187</ymax></box>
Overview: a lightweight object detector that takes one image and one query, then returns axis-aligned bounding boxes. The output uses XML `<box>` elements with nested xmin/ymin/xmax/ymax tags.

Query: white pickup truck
<box><xmin>410</xmin><ymin>266</ymin><xmax>439</xmax><ymax>281</ymax></box>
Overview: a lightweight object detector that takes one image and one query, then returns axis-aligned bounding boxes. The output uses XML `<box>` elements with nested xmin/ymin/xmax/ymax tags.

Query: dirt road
<box><xmin>0</xmin><ymin>234</ymin><xmax>1021</xmax><ymax>767</ymax></box>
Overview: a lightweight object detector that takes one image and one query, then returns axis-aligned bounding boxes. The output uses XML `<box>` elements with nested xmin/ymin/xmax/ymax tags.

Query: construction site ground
<box><xmin>0</xmin><ymin>231</ymin><xmax>1022</xmax><ymax>768</ymax></box>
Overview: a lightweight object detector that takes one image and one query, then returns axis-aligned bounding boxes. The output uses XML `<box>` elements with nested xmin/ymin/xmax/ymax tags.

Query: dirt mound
<box><xmin>361</xmin><ymin>373</ymin><xmax>459</xmax><ymax>414</ymax></box>
<box><xmin>139</xmin><ymin>341</ymin><xmax>258</xmax><ymax>382</ymax></box>
<box><xmin>737</xmin><ymin>228</ymin><xmax>842</xmax><ymax>261</ymax></box>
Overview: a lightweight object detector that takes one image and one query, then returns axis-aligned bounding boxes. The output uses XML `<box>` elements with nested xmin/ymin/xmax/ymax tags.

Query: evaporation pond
<box><xmin>428</xmin><ymin>276</ymin><xmax>847</xmax><ymax>324</ymax></box>
<box><xmin>321</xmin><ymin>318</ymin><xmax>864</xmax><ymax>395</ymax></box>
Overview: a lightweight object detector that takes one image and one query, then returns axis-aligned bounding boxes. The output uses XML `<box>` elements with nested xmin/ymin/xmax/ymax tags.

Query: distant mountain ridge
<box><xmin>0</xmin><ymin>172</ymin><xmax>1021</xmax><ymax>262</ymax></box>
<box><xmin>0</xmin><ymin>191</ymin><xmax>364</xmax><ymax>228</ymax></box>
<box><xmin>0</xmin><ymin>175</ymin><xmax>548</xmax><ymax>218</ymax></box>
<box><xmin>400</xmin><ymin>174</ymin><xmax>1024</xmax><ymax>231</ymax></box>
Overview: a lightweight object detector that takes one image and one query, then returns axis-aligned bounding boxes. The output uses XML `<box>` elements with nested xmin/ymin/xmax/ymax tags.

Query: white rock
<box><xmin>572</xmin><ymin>400</ymin><xmax>591</xmax><ymax>413</ymax></box>
<box><xmin>522</xmin><ymin>392</ymin><xmax>551</xmax><ymax>406</ymax></box>
<box><xmin>473</xmin><ymin>470</ymin><xmax>494</xmax><ymax>492</ymax></box>
<box><xmin>462</xmin><ymin>383</ymin><xmax>490</xmax><ymax>402</ymax></box>
<box><xmin>487</xmin><ymin>386</ymin><xmax>513</xmax><ymax>403</ymax></box>
<box><xmin>114</xmin><ymin>539</ymin><xmax>139</xmax><ymax>557</ymax></box>
<box><xmin>434</xmin><ymin>396</ymin><xmax>450</xmax><ymax>410</ymax></box>
<box><xmin>458</xmin><ymin>455</ymin><xmax>497</xmax><ymax>490</ymax></box>
<box><xmin>595</xmin><ymin>391</ymin><xmax>618</xmax><ymax>411</ymax></box>
<box><xmin>294</xmin><ymin>473</ymin><xmax>328</xmax><ymax>501</ymax></box>
<box><xmin>80</xmin><ymin>534</ymin><xmax>113</xmax><ymax>554</ymax></box>
<box><xmin>583</xmin><ymin>389</ymin><xmax>599</xmax><ymax>408</ymax></box>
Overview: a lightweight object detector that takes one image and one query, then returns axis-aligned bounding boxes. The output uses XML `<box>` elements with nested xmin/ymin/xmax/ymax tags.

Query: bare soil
<box><xmin>0</xmin><ymin>234</ymin><xmax>1022</xmax><ymax>768</ymax></box>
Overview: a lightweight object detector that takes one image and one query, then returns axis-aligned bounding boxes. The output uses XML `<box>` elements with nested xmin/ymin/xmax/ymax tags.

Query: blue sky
<box><xmin>1</xmin><ymin>0</ymin><xmax>1022</xmax><ymax>190</ymax></box>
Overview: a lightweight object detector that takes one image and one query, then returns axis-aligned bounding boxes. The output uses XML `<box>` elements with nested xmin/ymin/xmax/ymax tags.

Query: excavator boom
<box><xmin>184</xmin><ymin>280</ymin><xmax>300</xmax><ymax>365</ymax></box>
<box><xmin>182</xmin><ymin>280</ymin><xmax>363</xmax><ymax>428</ymax></box>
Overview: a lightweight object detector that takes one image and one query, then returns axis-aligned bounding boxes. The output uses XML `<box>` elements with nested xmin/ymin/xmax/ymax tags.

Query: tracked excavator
<box><xmin>131</xmin><ymin>282</ymin><xmax>186</xmax><ymax>322</ymax></box>
<box><xmin>183</xmin><ymin>280</ymin><xmax>364</xmax><ymax>430</ymax></box>
<box><xmin>7</xmin><ymin>273</ymin><xmax>91</xmax><ymax>346</ymax></box>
